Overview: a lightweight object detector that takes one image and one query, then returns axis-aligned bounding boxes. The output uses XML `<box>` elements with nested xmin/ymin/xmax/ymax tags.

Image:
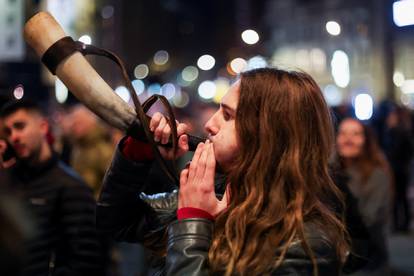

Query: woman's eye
<box><xmin>223</xmin><ymin>112</ymin><xmax>230</xmax><ymax>120</ymax></box>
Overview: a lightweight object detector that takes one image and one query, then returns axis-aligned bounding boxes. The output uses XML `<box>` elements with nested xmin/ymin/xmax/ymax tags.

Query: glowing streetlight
<box><xmin>241</xmin><ymin>29</ymin><xmax>260</xmax><ymax>45</ymax></box>
<box><xmin>326</xmin><ymin>21</ymin><xmax>341</xmax><ymax>36</ymax></box>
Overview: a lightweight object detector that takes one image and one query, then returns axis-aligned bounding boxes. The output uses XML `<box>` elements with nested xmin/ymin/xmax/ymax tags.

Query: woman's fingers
<box><xmin>178</xmin><ymin>168</ymin><xmax>189</xmax><ymax>209</ymax></box>
<box><xmin>197</xmin><ymin>141</ymin><xmax>209</xmax><ymax>178</ymax></box>
<box><xmin>177</xmin><ymin>122</ymin><xmax>188</xmax><ymax>137</ymax></box>
<box><xmin>154</xmin><ymin>116</ymin><xmax>167</xmax><ymax>143</ymax></box>
<box><xmin>177</xmin><ymin>134</ymin><xmax>189</xmax><ymax>155</ymax></box>
<box><xmin>203</xmin><ymin>141</ymin><xmax>216</xmax><ymax>186</ymax></box>
<box><xmin>180</xmin><ymin>168</ymin><xmax>189</xmax><ymax>187</ymax></box>
<box><xmin>149</xmin><ymin>112</ymin><xmax>162</xmax><ymax>131</ymax></box>
<box><xmin>188</xmin><ymin>142</ymin><xmax>203</xmax><ymax>182</ymax></box>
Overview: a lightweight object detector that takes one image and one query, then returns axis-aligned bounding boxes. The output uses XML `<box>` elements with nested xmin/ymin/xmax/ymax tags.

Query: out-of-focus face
<box><xmin>204</xmin><ymin>81</ymin><xmax>240</xmax><ymax>171</ymax></box>
<box><xmin>336</xmin><ymin>119</ymin><xmax>365</xmax><ymax>159</ymax></box>
<box><xmin>68</xmin><ymin>106</ymin><xmax>97</xmax><ymax>140</ymax></box>
<box><xmin>2</xmin><ymin>109</ymin><xmax>47</xmax><ymax>160</ymax></box>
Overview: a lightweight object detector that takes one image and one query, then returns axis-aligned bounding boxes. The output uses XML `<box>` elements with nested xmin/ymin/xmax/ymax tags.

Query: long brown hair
<box><xmin>209</xmin><ymin>68</ymin><xmax>349</xmax><ymax>275</ymax></box>
<box><xmin>336</xmin><ymin>118</ymin><xmax>390</xmax><ymax>184</ymax></box>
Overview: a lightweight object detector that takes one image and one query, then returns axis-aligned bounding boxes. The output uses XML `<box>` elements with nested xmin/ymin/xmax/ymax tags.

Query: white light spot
<box><xmin>153</xmin><ymin>50</ymin><xmax>169</xmax><ymax>65</ymax></box>
<box><xmin>55</xmin><ymin>79</ymin><xmax>68</xmax><ymax>103</ymax></box>
<box><xmin>354</xmin><ymin>94</ymin><xmax>373</xmax><ymax>120</ymax></box>
<box><xmin>331</xmin><ymin>50</ymin><xmax>350</xmax><ymax>88</ymax></box>
<box><xmin>115</xmin><ymin>86</ymin><xmax>131</xmax><ymax>103</ymax></box>
<box><xmin>323</xmin><ymin>84</ymin><xmax>342</xmax><ymax>106</ymax></box>
<box><xmin>401</xmin><ymin>80</ymin><xmax>414</xmax><ymax>94</ymax></box>
<box><xmin>181</xmin><ymin>66</ymin><xmax>199</xmax><ymax>82</ymax></box>
<box><xmin>134</xmin><ymin>64</ymin><xmax>149</xmax><ymax>79</ymax></box>
<box><xmin>131</xmin><ymin>79</ymin><xmax>145</xmax><ymax>95</ymax></box>
<box><xmin>198</xmin><ymin>81</ymin><xmax>216</xmax><ymax>100</ymax></box>
<box><xmin>78</xmin><ymin>35</ymin><xmax>92</xmax><ymax>45</ymax></box>
<box><xmin>393</xmin><ymin>71</ymin><xmax>405</xmax><ymax>87</ymax></box>
<box><xmin>230</xmin><ymin>58</ymin><xmax>247</xmax><ymax>74</ymax></box>
<box><xmin>241</xmin><ymin>29</ymin><xmax>260</xmax><ymax>45</ymax></box>
<box><xmin>161</xmin><ymin>83</ymin><xmax>176</xmax><ymax>99</ymax></box>
<box><xmin>326</xmin><ymin>21</ymin><xmax>341</xmax><ymax>36</ymax></box>
<box><xmin>400</xmin><ymin>94</ymin><xmax>412</xmax><ymax>107</ymax></box>
<box><xmin>393</xmin><ymin>0</ymin><xmax>414</xmax><ymax>27</ymax></box>
<box><xmin>197</xmin><ymin>55</ymin><xmax>215</xmax><ymax>71</ymax></box>
<box><xmin>13</xmin><ymin>85</ymin><xmax>24</xmax><ymax>100</ymax></box>
<box><xmin>247</xmin><ymin>56</ymin><xmax>267</xmax><ymax>70</ymax></box>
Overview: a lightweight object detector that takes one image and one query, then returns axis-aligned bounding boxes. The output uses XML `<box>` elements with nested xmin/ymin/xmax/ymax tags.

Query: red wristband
<box><xmin>122</xmin><ymin>136</ymin><xmax>154</xmax><ymax>161</ymax></box>
<box><xmin>177</xmin><ymin>207</ymin><xmax>215</xmax><ymax>221</ymax></box>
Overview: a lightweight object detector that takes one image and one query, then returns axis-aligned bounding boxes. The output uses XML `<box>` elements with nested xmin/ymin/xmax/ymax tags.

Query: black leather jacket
<box><xmin>97</xmin><ymin>140</ymin><xmax>341</xmax><ymax>275</ymax></box>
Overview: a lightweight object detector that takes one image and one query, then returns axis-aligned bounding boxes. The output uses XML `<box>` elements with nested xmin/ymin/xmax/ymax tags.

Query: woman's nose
<box><xmin>204</xmin><ymin>116</ymin><xmax>218</xmax><ymax>136</ymax></box>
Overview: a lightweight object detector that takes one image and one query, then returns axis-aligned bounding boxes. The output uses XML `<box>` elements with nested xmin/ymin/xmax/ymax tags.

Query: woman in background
<box><xmin>335</xmin><ymin>118</ymin><xmax>391</xmax><ymax>275</ymax></box>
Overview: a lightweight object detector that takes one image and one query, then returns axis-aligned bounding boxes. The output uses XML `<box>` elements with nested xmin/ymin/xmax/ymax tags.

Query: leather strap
<box><xmin>41</xmin><ymin>36</ymin><xmax>78</xmax><ymax>75</ymax></box>
<box><xmin>40</xmin><ymin>36</ymin><xmax>180</xmax><ymax>184</ymax></box>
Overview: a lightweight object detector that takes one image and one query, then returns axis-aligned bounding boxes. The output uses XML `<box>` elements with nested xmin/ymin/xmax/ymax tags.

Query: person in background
<box><xmin>383</xmin><ymin>106</ymin><xmax>413</xmax><ymax>232</ymax></box>
<box><xmin>335</xmin><ymin>118</ymin><xmax>392</xmax><ymax>275</ymax></box>
<box><xmin>68</xmin><ymin>104</ymin><xmax>114</xmax><ymax>198</ymax></box>
<box><xmin>98</xmin><ymin>68</ymin><xmax>350</xmax><ymax>275</ymax></box>
<box><xmin>0</xmin><ymin>100</ymin><xmax>103</xmax><ymax>276</ymax></box>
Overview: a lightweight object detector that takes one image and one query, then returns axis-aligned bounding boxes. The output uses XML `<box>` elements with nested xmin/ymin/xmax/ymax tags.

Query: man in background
<box><xmin>0</xmin><ymin>100</ymin><xmax>103</xmax><ymax>276</ymax></box>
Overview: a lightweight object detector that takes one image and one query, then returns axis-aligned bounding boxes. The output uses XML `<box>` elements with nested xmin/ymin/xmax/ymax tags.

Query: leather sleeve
<box><xmin>166</xmin><ymin>219</ymin><xmax>213</xmax><ymax>276</ymax></box>
<box><xmin>164</xmin><ymin>220</ymin><xmax>340</xmax><ymax>276</ymax></box>
<box><xmin>96</xmin><ymin>137</ymin><xmax>176</xmax><ymax>243</ymax></box>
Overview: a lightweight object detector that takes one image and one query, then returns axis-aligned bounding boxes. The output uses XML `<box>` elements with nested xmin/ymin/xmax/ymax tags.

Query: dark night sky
<box><xmin>120</xmin><ymin>0</ymin><xmax>266</xmax><ymax>80</ymax></box>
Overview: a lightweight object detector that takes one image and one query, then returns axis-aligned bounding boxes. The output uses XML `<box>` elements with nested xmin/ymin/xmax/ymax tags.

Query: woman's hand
<box><xmin>178</xmin><ymin>140</ymin><xmax>229</xmax><ymax>217</ymax></box>
<box><xmin>150</xmin><ymin>112</ymin><xmax>189</xmax><ymax>160</ymax></box>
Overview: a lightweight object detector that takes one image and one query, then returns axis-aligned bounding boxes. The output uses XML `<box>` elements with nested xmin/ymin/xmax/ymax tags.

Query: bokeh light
<box><xmin>134</xmin><ymin>64</ymin><xmax>149</xmax><ymax>79</ymax></box>
<box><xmin>197</xmin><ymin>55</ymin><xmax>215</xmax><ymax>71</ymax></box>
<box><xmin>331</xmin><ymin>50</ymin><xmax>350</xmax><ymax>88</ymax></box>
<box><xmin>55</xmin><ymin>79</ymin><xmax>68</xmax><ymax>103</ymax></box>
<box><xmin>393</xmin><ymin>71</ymin><xmax>405</xmax><ymax>87</ymax></box>
<box><xmin>181</xmin><ymin>66</ymin><xmax>199</xmax><ymax>82</ymax></box>
<box><xmin>115</xmin><ymin>86</ymin><xmax>131</xmax><ymax>103</ymax></box>
<box><xmin>322</xmin><ymin>84</ymin><xmax>342</xmax><ymax>106</ymax></box>
<box><xmin>354</xmin><ymin>93</ymin><xmax>373</xmax><ymax>120</ymax></box>
<box><xmin>131</xmin><ymin>79</ymin><xmax>145</xmax><ymax>95</ymax></box>
<box><xmin>161</xmin><ymin>83</ymin><xmax>176</xmax><ymax>99</ymax></box>
<box><xmin>241</xmin><ymin>29</ymin><xmax>260</xmax><ymax>45</ymax></box>
<box><xmin>198</xmin><ymin>81</ymin><xmax>216</xmax><ymax>100</ymax></box>
<box><xmin>13</xmin><ymin>85</ymin><xmax>24</xmax><ymax>100</ymax></box>
<box><xmin>147</xmin><ymin>83</ymin><xmax>161</xmax><ymax>95</ymax></box>
<box><xmin>326</xmin><ymin>21</ymin><xmax>341</xmax><ymax>36</ymax></box>
<box><xmin>230</xmin><ymin>58</ymin><xmax>247</xmax><ymax>74</ymax></box>
<box><xmin>78</xmin><ymin>35</ymin><xmax>92</xmax><ymax>45</ymax></box>
<box><xmin>153</xmin><ymin>50</ymin><xmax>169</xmax><ymax>65</ymax></box>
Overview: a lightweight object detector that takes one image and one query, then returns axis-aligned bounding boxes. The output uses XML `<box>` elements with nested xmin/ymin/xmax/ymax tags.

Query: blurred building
<box><xmin>0</xmin><ymin>0</ymin><xmax>413</xmax><ymax>113</ymax></box>
<box><xmin>264</xmin><ymin>0</ymin><xmax>414</xmax><ymax>110</ymax></box>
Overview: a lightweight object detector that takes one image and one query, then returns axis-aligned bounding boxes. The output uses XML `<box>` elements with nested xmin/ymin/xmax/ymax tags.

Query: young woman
<box><xmin>98</xmin><ymin>68</ymin><xmax>349</xmax><ymax>275</ymax></box>
<box><xmin>335</xmin><ymin>118</ymin><xmax>391</xmax><ymax>275</ymax></box>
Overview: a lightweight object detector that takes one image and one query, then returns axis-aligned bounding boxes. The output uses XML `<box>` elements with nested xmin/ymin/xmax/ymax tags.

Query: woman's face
<box><xmin>336</xmin><ymin>119</ymin><xmax>365</xmax><ymax>159</ymax></box>
<box><xmin>204</xmin><ymin>81</ymin><xmax>240</xmax><ymax>171</ymax></box>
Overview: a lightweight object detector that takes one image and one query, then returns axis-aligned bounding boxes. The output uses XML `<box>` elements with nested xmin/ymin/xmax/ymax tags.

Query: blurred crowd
<box><xmin>0</xmin><ymin>95</ymin><xmax>413</xmax><ymax>276</ymax></box>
